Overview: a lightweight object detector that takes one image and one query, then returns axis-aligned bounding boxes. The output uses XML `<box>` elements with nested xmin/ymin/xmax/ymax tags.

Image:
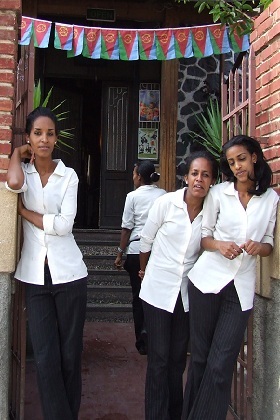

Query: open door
<box><xmin>99</xmin><ymin>82</ymin><xmax>135</xmax><ymax>229</ymax></box>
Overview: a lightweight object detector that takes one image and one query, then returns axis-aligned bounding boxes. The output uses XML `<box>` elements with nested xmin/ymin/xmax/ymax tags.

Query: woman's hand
<box><xmin>138</xmin><ymin>269</ymin><xmax>145</xmax><ymax>280</ymax></box>
<box><xmin>17</xmin><ymin>144</ymin><xmax>35</xmax><ymax>163</ymax></box>
<box><xmin>217</xmin><ymin>240</ymin><xmax>243</xmax><ymax>260</ymax></box>
<box><xmin>114</xmin><ymin>255</ymin><xmax>123</xmax><ymax>270</ymax></box>
<box><xmin>240</xmin><ymin>240</ymin><xmax>263</xmax><ymax>256</ymax></box>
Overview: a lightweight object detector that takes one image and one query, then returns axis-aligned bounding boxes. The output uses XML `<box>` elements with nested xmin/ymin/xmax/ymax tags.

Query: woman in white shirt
<box><xmin>114</xmin><ymin>160</ymin><xmax>166</xmax><ymax>355</ymax></box>
<box><xmin>6</xmin><ymin>107</ymin><xmax>88</xmax><ymax>420</ymax></box>
<box><xmin>138</xmin><ymin>151</ymin><xmax>219</xmax><ymax>420</ymax></box>
<box><xmin>182</xmin><ymin>135</ymin><xmax>279</xmax><ymax>420</ymax></box>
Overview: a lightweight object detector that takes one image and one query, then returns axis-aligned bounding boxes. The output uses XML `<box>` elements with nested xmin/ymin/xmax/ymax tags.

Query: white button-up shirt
<box><xmin>139</xmin><ymin>188</ymin><xmax>203</xmax><ymax>313</ymax></box>
<box><xmin>121</xmin><ymin>184</ymin><xmax>166</xmax><ymax>254</ymax></box>
<box><xmin>188</xmin><ymin>182</ymin><xmax>279</xmax><ymax>310</ymax></box>
<box><xmin>6</xmin><ymin>160</ymin><xmax>88</xmax><ymax>285</ymax></box>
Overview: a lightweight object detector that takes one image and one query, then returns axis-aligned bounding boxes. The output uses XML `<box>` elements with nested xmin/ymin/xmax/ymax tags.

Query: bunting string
<box><xmin>19</xmin><ymin>16</ymin><xmax>250</xmax><ymax>60</ymax></box>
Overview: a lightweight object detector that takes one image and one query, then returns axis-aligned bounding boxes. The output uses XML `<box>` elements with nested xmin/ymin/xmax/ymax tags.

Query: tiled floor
<box><xmin>25</xmin><ymin>321</ymin><xmax>234</xmax><ymax>420</ymax></box>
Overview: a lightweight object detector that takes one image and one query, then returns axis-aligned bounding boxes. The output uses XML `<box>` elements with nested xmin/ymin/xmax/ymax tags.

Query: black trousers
<box><xmin>182</xmin><ymin>280</ymin><xmax>251</xmax><ymax>420</ymax></box>
<box><xmin>143</xmin><ymin>293</ymin><xmax>190</xmax><ymax>420</ymax></box>
<box><xmin>124</xmin><ymin>254</ymin><xmax>146</xmax><ymax>350</ymax></box>
<box><xmin>25</xmin><ymin>265</ymin><xmax>87</xmax><ymax>420</ymax></box>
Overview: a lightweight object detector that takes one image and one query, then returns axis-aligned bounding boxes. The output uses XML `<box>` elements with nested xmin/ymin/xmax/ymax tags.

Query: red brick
<box><xmin>0</xmin><ymin>57</ymin><xmax>16</xmax><ymax>71</ymax></box>
<box><xmin>0</xmin><ymin>143</ymin><xmax>11</xmax><ymax>155</ymax></box>
<box><xmin>0</xmin><ymin>72</ymin><xmax>15</xmax><ymax>84</ymax></box>
<box><xmin>0</xmin><ymin>157</ymin><xmax>9</xmax><ymax>170</ymax></box>
<box><xmin>256</xmin><ymin>112</ymin><xmax>269</xmax><ymax>126</ymax></box>
<box><xmin>269</xmin><ymin>160</ymin><xmax>280</xmax><ymax>173</ymax></box>
<box><xmin>266</xmin><ymin>24</ymin><xmax>280</xmax><ymax>42</ymax></box>
<box><xmin>0</xmin><ymin>29</ymin><xmax>17</xmax><ymax>42</ymax></box>
<box><xmin>256</xmin><ymin>15</ymin><xmax>274</xmax><ymax>38</ymax></box>
<box><xmin>0</xmin><ymin>42</ymin><xmax>16</xmax><ymax>55</ymax></box>
<box><xmin>0</xmin><ymin>1</ymin><xmax>21</xmax><ymax>11</ymax></box>
<box><xmin>264</xmin><ymin>147</ymin><xmax>280</xmax><ymax>160</ymax></box>
<box><xmin>0</xmin><ymin>13</ymin><xmax>16</xmax><ymax>26</ymax></box>
<box><xmin>0</xmin><ymin>129</ymin><xmax>12</xmax><ymax>141</ymax></box>
<box><xmin>253</xmin><ymin>7</ymin><xmax>270</xmax><ymax>28</ymax></box>
<box><xmin>0</xmin><ymin>85</ymin><xmax>14</xmax><ymax>98</ymax></box>
<box><xmin>270</xmin><ymin>0</ymin><xmax>280</xmax><ymax>15</ymax></box>
<box><xmin>0</xmin><ymin>114</ymin><xmax>12</xmax><ymax>125</ymax></box>
<box><xmin>0</xmin><ymin>99</ymin><xmax>13</xmax><ymax>112</ymax></box>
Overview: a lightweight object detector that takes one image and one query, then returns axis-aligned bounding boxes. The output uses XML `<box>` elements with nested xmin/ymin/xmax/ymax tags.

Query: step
<box><xmin>86</xmin><ymin>303</ymin><xmax>133</xmax><ymax>322</ymax></box>
<box><xmin>87</xmin><ymin>285</ymin><xmax>132</xmax><ymax>305</ymax></box>
<box><xmin>79</xmin><ymin>243</ymin><xmax>122</xmax><ymax>257</ymax></box>
<box><xmin>84</xmin><ymin>257</ymin><xmax>122</xmax><ymax>271</ymax></box>
<box><xmin>88</xmin><ymin>272</ymin><xmax>130</xmax><ymax>287</ymax></box>
<box><xmin>74</xmin><ymin>228</ymin><xmax>121</xmax><ymax>243</ymax></box>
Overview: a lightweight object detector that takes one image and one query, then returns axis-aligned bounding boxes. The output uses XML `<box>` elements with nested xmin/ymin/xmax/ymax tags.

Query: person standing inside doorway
<box><xmin>182</xmin><ymin>135</ymin><xmax>278</xmax><ymax>420</ymax></box>
<box><xmin>114</xmin><ymin>160</ymin><xmax>166</xmax><ymax>355</ymax></box>
<box><xmin>6</xmin><ymin>107</ymin><xmax>88</xmax><ymax>420</ymax></box>
<box><xmin>139</xmin><ymin>151</ymin><xmax>219</xmax><ymax>420</ymax></box>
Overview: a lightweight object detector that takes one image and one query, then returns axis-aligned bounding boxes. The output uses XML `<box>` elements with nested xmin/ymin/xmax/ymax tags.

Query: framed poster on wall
<box><xmin>139</xmin><ymin>90</ymin><xmax>160</xmax><ymax>122</ymax></box>
<box><xmin>138</xmin><ymin>128</ymin><xmax>158</xmax><ymax>160</ymax></box>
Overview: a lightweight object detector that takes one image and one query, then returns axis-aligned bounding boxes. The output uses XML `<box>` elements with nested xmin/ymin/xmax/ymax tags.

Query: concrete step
<box><xmin>86</xmin><ymin>303</ymin><xmax>133</xmax><ymax>322</ymax></box>
<box><xmin>88</xmin><ymin>272</ymin><xmax>130</xmax><ymax>287</ymax></box>
<box><xmin>87</xmin><ymin>284</ymin><xmax>132</xmax><ymax>305</ymax></box>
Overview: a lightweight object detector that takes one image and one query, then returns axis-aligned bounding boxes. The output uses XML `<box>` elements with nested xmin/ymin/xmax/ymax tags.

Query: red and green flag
<box><xmin>101</xmin><ymin>29</ymin><xmax>119</xmax><ymax>60</ymax></box>
<box><xmin>208</xmin><ymin>24</ymin><xmax>230</xmax><ymax>54</ymax></box>
<box><xmin>19</xmin><ymin>16</ymin><xmax>33</xmax><ymax>46</ymax></box>
<box><xmin>118</xmin><ymin>30</ymin><xmax>138</xmax><ymax>60</ymax></box>
<box><xmin>155</xmin><ymin>29</ymin><xmax>175</xmax><ymax>60</ymax></box>
<box><xmin>82</xmin><ymin>27</ymin><xmax>101</xmax><ymax>59</ymax></box>
<box><xmin>173</xmin><ymin>28</ymin><xmax>193</xmax><ymax>58</ymax></box>
<box><xmin>191</xmin><ymin>26</ymin><xmax>212</xmax><ymax>57</ymax></box>
<box><xmin>54</xmin><ymin>23</ymin><xmax>73</xmax><ymax>50</ymax></box>
<box><xmin>138</xmin><ymin>30</ymin><xmax>156</xmax><ymax>60</ymax></box>
<box><xmin>33</xmin><ymin>18</ymin><xmax>52</xmax><ymax>48</ymax></box>
<box><xmin>229</xmin><ymin>31</ymin><xmax>250</xmax><ymax>52</ymax></box>
<box><xmin>67</xmin><ymin>25</ymin><xmax>84</xmax><ymax>58</ymax></box>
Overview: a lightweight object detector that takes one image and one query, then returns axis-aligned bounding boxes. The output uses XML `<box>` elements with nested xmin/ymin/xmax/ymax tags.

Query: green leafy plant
<box><xmin>174</xmin><ymin>0</ymin><xmax>273</xmax><ymax>35</ymax></box>
<box><xmin>190</xmin><ymin>97</ymin><xmax>222</xmax><ymax>159</ymax></box>
<box><xmin>33</xmin><ymin>80</ymin><xmax>75</xmax><ymax>151</ymax></box>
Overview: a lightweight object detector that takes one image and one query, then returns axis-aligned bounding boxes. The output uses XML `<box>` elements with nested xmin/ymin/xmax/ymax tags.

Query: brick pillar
<box><xmin>0</xmin><ymin>2</ymin><xmax>21</xmax><ymax>419</ymax></box>
<box><xmin>250</xmin><ymin>1</ymin><xmax>280</xmax><ymax>419</ymax></box>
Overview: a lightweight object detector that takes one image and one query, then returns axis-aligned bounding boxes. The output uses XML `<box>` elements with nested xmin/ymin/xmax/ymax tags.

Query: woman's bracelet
<box><xmin>117</xmin><ymin>246</ymin><xmax>125</xmax><ymax>254</ymax></box>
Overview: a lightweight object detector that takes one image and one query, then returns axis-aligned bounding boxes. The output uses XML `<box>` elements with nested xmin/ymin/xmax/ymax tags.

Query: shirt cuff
<box><xmin>43</xmin><ymin>214</ymin><xmax>56</xmax><ymax>235</ymax></box>
<box><xmin>5</xmin><ymin>181</ymin><xmax>28</xmax><ymax>193</ymax></box>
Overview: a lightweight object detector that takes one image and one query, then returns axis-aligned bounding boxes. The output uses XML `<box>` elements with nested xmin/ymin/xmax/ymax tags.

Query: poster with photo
<box><xmin>138</xmin><ymin>128</ymin><xmax>158</xmax><ymax>160</ymax></box>
<box><xmin>139</xmin><ymin>90</ymin><xmax>160</xmax><ymax>122</ymax></box>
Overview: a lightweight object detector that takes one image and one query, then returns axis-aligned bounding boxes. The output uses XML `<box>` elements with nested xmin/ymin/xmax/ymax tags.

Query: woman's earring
<box><xmin>27</xmin><ymin>141</ymin><xmax>30</xmax><ymax>144</ymax></box>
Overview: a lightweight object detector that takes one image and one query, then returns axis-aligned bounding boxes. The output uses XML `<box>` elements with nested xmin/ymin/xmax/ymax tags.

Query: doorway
<box><xmin>39</xmin><ymin>47</ymin><xmax>161</xmax><ymax>229</ymax></box>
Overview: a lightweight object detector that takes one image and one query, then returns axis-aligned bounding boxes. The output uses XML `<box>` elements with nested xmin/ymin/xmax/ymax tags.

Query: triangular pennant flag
<box><xmin>82</xmin><ymin>27</ymin><xmax>101</xmax><ymax>59</ymax></box>
<box><xmin>229</xmin><ymin>30</ymin><xmax>250</xmax><ymax>52</ymax></box>
<box><xmin>191</xmin><ymin>26</ymin><xmax>213</xmax><ymax>57</ymax></box>
<box><xmin>173</xmin><ymin>28</ymin><xmax>193</xmax><ymax>58</ymax></box>
<box><xmin>33</xmin><ymin>19</ymin><xmax>52</xmax><ymax>48</ymax></box>
<box><xmin>54</xmin><ymin>23</ymin><xmax>73</xmax><ymax>51</ymax></box>
<box><xmin>155</xmin><ymin>29</ymin><xmax>175</xmax><ymax>60</ymax></box>
<box><xmin>138</xmin><ymin>30</ymin><xmax>156</xmax><ymax>60</ymax></box>
<box><xmin>67</xmin><ymin>25</ymin><xmax>84</xmax><ymax>57</ymax></box>
<box><xmin>101</xmin><ymin>29</ymin><xmax>119</xmax><ymax>60</ymax></box>
<box><xmin>19</xmin><ymin>16</ymin><xmax>33</xmax><ymax>46</ymax></box>
<box><xmin>208</xmin><ymin>24</ymin><xmax>230</xmax><ymax>54</ymax></box>
<box><xmin>118</xmin><ymin>30</ymin><xmax>138</xmax><ymax>60</ymax></box>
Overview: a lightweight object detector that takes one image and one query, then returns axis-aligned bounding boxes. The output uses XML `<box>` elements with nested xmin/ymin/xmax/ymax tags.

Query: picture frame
<box><xmin>139</xmin><ymin>89</ymin><xmax>160</xmax><ymax>122</ymax></box>
<box><xmin>138</xmin><ymin>128</ymin><xmax>159</xmax><ymax>160</ymax></box>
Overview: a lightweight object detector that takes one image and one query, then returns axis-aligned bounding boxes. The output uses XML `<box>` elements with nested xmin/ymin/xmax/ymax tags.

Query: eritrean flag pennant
<box><xmin>118</xmin><ymin>30</ymin><xmax>138</xmax><ymax>60</ymax></box>
<box><xmin>33</xmin><ymin>18</ymin><xmax>51</xmax><ymax>48</ymax></box>
<box><xmin>82</xmin><ymin>27</ymin><xmax>101</xmax><ymax>59</ymax></box>
<box><xmin>54</xmin><ymin>23</ymin><xmax>73</xmax><ymax>51</ymax></box>
<box><xmin>67</xmin><ymin>25</ymin><xmax>84</xmax><ymax>57</ymax></box>
<box><xmin>101</xmin><ymin>29</ymin><xmax>119</xmax><ymax>60</ymax></box>
<box><xmin>229</xmin><ymin>30</ymin><xmax>250</xmax><ymax>52</ymax></box>
<box><xmin>208</xmin><ymin>24</ymin><xmax>230</xmax><ymax>54</ymax></box>
<box><xmin>138</xmin><ymin>30</ymin><xmax>156</xmax><ymax>60</ymax></box>
<box><xmin>191</xmin><ymin>26</ymin><xmax>213</xmax><ymax>57</ymax></box>
<box><xmin>19</xmin><ymin>16</ymin><xmax>33</xmax><ymax>46</ymax></box>
<box><xmin>173</xmin><ymin>28</ymin><xmax>193</xmax><ymax>58</ymax></box>
<box><xmin>155</xmin><ymin>29</ymin><xmax>175</xmax><ymax>60</ymax></box>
